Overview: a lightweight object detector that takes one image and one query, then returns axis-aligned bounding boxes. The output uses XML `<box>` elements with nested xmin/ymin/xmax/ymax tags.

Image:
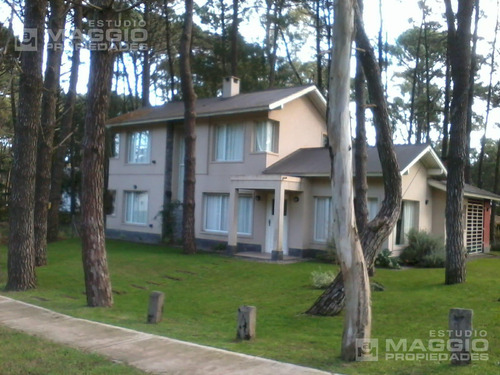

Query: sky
<box><xmin>1</xmin><ymin>0</ymin><xmax>500</xmax><ymax>148</ymax></box>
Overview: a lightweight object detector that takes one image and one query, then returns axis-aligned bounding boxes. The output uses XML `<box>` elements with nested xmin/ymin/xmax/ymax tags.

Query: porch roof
<box><xmin>428</xmin><ymin>180</ymin><xmax>500</xmax><ymax>202</ymax></box>
<box><xmin>263</xmin><ymin>144</ymin><xmax>444</xmax><ymax>177</ymax></box>
<box><xmin>106</xmin><ymin>85</ymin><xmax>326</xmax><ymax>127</ymax></box>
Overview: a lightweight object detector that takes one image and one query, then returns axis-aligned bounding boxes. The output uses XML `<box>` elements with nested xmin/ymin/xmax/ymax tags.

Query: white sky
<box><xmin>2</xmin><ymin>0</ymin><xmax>500</xmax><ymax>148</ymax></box>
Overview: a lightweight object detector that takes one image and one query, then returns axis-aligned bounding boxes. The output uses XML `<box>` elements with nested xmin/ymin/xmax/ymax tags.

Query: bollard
<box><xmin>236</xmin><ymin>305</ymin><xmax>256</xmax><ymax>340</ymax></box>
<box><xmin>449</xmin><ymin>308</ymin><xmax>473</xmax><ymax>365</ymax></box>
<box><xmin>147</xmin><ymin>291</ymin><xmax>165</xmax><ymax>324</ymax></box>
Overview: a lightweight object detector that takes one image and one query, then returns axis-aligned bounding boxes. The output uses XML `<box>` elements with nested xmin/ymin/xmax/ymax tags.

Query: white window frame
<box><xmin>214</xmin><ymin>124</ymin><xmax>244</xmax><ymax>162</ymax></box>
<box><xmin>254</xmin><ymin>121</ymin><xmax>278</xmax><ymax>153</ymax></box>
<box><xmin>314</xmin><ymin>197</ymin><xmax>332</xmax><ymax>243</ymax></box>
<box><xmin>127</xmin><ymin>131</ymin><xmax>151</xmax><ymax>164</ymax></box>
<box><xmin>395</xmin><ymin>200</ymin><xmax>419</xmax><ymax>245</ymax></box>
<box><xmin>367</xmin><ymin>197</ymin><xmax>379</xmax><ymax>221</ymax></box>
<box><xmin>112</xmin><ymin>133</ymin><xmax>120</xmax><ymax>158</ymax></box>
<box><xmin>124</xmin><ymin>191</ymin><xmax>149</xmax><ymax>225</ymax></box>
<box><xmin>203</xmin><ymin>194</ymin><xmax>229</xmax><ymax>233</ymax></box>
<box><xmin>237</xmin><ymin>195</ymin><xmax>254</xmax><ymax>235</ymax></box>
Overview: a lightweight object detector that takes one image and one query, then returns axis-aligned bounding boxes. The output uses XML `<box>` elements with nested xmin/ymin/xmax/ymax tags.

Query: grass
<box><xmin>1</xmin><ymin>239</ymin><xmax>499</xmax><ymax>375</ymax></box>
<box><xmin>0</xmin><ymin>325</ymin><xmax>148</xmax><ymax>374</ymax></box>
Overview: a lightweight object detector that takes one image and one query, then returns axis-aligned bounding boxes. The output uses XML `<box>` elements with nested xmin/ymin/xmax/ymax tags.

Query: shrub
<box><xmin>490</xmin><ymin>242</ymin><xmax>500</xmax><ymax>253</ymax></box>
<box><xmin>375</xmin><ymin>249</ymin><xmax>401</xmax><ymax>269</ymax></box>
<box><xmin>399</xmin><ymin>229</ymin><xmax>445</xmax><ymax>268</ymax></box>
<box><xmin>311</xmin><ymin>269</ymin><xmax>336</xmax><ymax>289</ymax></box>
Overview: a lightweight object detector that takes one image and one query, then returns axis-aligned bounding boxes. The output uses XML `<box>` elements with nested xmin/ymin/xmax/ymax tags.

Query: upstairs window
<box><xmin>111</xmin><ymin>133</ymin><xmax>120</xmax><ymax>158</ymax></box>
<box><xmin>215</xmin><ymin>124</ymin><xmax>244</xmax><ymax>161</ymax></box>
<box><xmin>127</xmin><ymin>131</ymin><xmax>151</xmax><ymax>164</ymax></box>
<box><xmin>254</xmin><ymin>121</ymin><xmax>278</xmax><ymax>153</ymax></box>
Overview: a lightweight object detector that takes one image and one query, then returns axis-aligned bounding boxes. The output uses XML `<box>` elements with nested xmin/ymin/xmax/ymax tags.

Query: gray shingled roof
<box><xmin>107</xmin><ymin>85</ymin><xmax>325</xmax><ymax>127</ymax></box>
<box><xmin>429</xmin><ymin>180</ymin><xmax>500</xmax><ymax>202</ymax></box>
<box><xmin>263</xmin><ymin>144</ymin><xmax>433</xmax><ymax>176</ymax></box>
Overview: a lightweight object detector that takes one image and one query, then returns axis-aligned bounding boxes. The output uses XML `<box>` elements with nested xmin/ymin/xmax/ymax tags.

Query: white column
<box><xmin>272</xmin><ymin>182</ymin><xmax>285</xmax><ymax>260</ymax></box>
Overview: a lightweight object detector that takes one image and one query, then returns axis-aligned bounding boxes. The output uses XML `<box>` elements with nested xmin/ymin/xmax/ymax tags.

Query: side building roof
<box><xmin>263</xmin><ymin>144</ymin><xmax>446</xmax><ymax>177</ymax></box>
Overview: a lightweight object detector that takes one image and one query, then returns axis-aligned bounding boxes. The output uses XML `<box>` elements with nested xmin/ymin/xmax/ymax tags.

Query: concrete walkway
<box><xmin>0</xmin><ymin>296</ymin><xmax>334</xmax><ymax>375</ymax></box>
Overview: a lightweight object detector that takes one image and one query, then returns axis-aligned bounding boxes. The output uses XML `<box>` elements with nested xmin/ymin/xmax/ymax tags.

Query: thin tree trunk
<box><xmin>465</xmin><ymin>0</ymin><xmax>480</xmax><ymax>184</ymax></box>
<box><xmin>142</xmin><ymin>2</ymin><xmax>150</xmax><ymax>107</ymax></box>
<box><xmin>7</xmin><ymin>0</ymin><xmax>47</xmax><ymax>291</ymax></box>
<box><xmin>48</xmin><ymin>1</ymin><xmax>82</xmax><ymax>242</ymax></box>
<box><xmin>280</xmin><ymin>28</ymin><xmax>302</xmax><ymax>85</ymax></box>
<box><xmin>231</xmin><ymin>0</ymin><xmax>238</xmax><ymax>76</ymax></box>
<box><xmin>180</xmin><ymin>0</ymin><xmax>197</xmax><ymax>255</ymax></box>
<box><xmin>307</xmin><ymin>0</ymin><xmax>402</xmax><ymax>316</ymax></box>
<box><xmin>444</xmin><ymin>0</ymin><xmax>474</xmax><ymax>285</ymax></box>
<box><xmin>328</xmin><ymin>0</ymin><xmax>371</xmax><ymax>361</ymax></box>
<box><xmin>34</xmin><ymin>0</ymin><xmax>65</xmax><ymax>266</ymax></box>
<box><xmin>354</xmin><ymin>2</ymin><xmax>368</xmax><ymax>241</ymax></box>
<box><xmin>442</xmin><ymin>50</ymin><xmax>451</xmax><ymax>160</ymax></box>
<box><xmin>424</xmin><ymin>19</ymin><xmax>432</xmax><ymax>144</ymax></box>
<box><xmin>409</xmin><ymin>12</ymin><xmax>425</xmax><ymax>144</ymax></box>
<box><xmin>164</xmin><ymin>0</ymin><xmax>176</xmax><ymax>100</ymax></box>
<box><xmin>315</xmin><ymin>0</ymin><xmax>323</xmax><ymax>93</ymax></box>
<box><xmin>477</xmin><ymin>0</ymin><xmax>498</xmax><ymax>188</ymax></box>
<box><xmin>81</xmin><ymin>0</ymin><xmax>115</xmax><ymax>306</ymax></box>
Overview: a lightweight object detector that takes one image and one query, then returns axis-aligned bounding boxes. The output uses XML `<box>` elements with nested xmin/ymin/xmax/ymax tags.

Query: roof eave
<box><xmin>106</xmin><ymin>106</ymin><xmax>271</xmax><ymax>128</ymax></box>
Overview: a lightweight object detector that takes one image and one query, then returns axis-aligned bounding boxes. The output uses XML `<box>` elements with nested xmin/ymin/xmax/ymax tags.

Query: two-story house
<box><xmin>106</xmin><ymin>77</ymin><xmax>500</xmax><ymax>259</ymax></box>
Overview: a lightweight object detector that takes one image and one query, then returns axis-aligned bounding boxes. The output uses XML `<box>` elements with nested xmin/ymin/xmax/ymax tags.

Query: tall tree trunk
<box><xmin>48</xmin><ymin>1</ymin><xmax>82</xmax><ymax>242</ymax></box>
<box><xmin>465</xmin><ymin>0</ymin><xmax>480</xmax><ymax>184</ymax></box>
<box><xmin>142</xmin><ymin>2</ymin><xmax>150</xmax><ymax>107</ymax></box>
<box><xmin>315</xmin><ymin>0</ymin><xmax>323</xmax><ymax>93</ymax></box>
<box><xmin>354</xmin><ymin>3</ymin><xmax>368</xmax><ymax>241</ymax></box>
<box><xmin>328</xmin><ymin>0</ymin><xmax>371</xmax><ymax>361</ymax></box>
<box><xmin>491</xmin><ymin>139</ymin><xmax>500</xmax><ymax>244</ymax></box>
<box><xmin>7</xmin><ymin>0</ymin><xmax>47</xmax><ymax>291</ymax></box>
<box><xmin>442</xmin><ymin>50</ymin><xmax>451</xmax><ymax>160</ymax></box>
<box><xmin>476</xmin><ymin>0</ymin><xmax>498</xmax><ymax>188</ymax></box>
<box><xmin>180</xmin><ymin>0</ymin><xmax>197</xmax><ymax>255</ymax></box>
<box><xmin>81</xmin><ymin>0</ymin><xmax>115</xmax><ymax>307</ymax></box>
<box><xmin>307</xmin><ymin>0</ymin><xmax>402</xmax><ymax>316</ymax></box>
<box><xmin>424</xmin><ymin>19</ymin><xmax>432</xmax><ymax>144</ymax></box>
<box><xmin>164</xmin><ymin>0</ymin><xmax>176</xmax><ymax>100</ymax></box>
<box><xmin>230</xmin><ymin>0</ymin><xmax>238</xmax><ymax>76</ymax></box>
<box><xmin>34</xmin><ymin>0</ymin><xmax>65</xmax><ymax>266</ymax></box>
<box><xmin>409</xmin><ymin>12</ymin><xmax>425</xmax><ymax>144</ymax></box>
<box><xmin>444</xmin><ymin>0</ymin><xmax>474</xmax><ymax>285</ymax></box>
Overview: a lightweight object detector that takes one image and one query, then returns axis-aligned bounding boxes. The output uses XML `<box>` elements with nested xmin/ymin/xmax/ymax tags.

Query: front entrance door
<box><xmin>265</xmin><ymin>194</ymin><xmax>288</xmax><ymax>255</ymax></box>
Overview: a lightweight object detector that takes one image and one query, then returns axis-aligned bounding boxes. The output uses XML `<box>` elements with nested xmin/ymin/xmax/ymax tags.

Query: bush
<box><xmin>375</xmin><ymin>249</ymin><xmax>400</xmax><ymax>269</ymax></box>
<box><xmin>399</xmin><ymin>229</ymin><xmax>445</xmax><ymax>268</ymax></box>
<box><xmin>311</xmin><ymin>269</ymin><xmax>336</xmax><ymax>289</ymax></box>
<box><xmin>490</xmin><ymin>242</ymin><xmax>500</xmax><ymax>253</ymax></box>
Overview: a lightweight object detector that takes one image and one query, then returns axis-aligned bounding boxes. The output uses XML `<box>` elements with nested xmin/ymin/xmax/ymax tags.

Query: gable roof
<box><xmin>107</xmin><ymin>85</ymin><xmax>326</xmax><ymax>127</ymax></box>
<box><xmin>428</xmin><ymin>180</ymin><xmax>500</xmax><ymax>202</ymax></box>
<box><xmin>263</xmin><ymin>144</ymin><xmax>446</xmax><ymax>177</ymax></box>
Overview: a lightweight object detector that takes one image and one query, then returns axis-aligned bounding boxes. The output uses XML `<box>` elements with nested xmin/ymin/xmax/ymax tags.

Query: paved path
<box><xmin>0</xmin><ymin>296</ymin><xmax>335</xmax><ymax>375</ymax></box>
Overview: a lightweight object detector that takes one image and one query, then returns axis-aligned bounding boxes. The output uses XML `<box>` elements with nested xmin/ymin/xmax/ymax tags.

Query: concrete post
<box><xmin>236</xmin><ymin>305</ymin><xmax>256</xmax><ymax>340</ymax></box>
<box><xmin>449</xmin><ymin>308</ymin><xmax>473</xmax><ymax>365</ymax></box>
<box><xmin>147</xmin><ymin>291</ymin><xmax>165</xmax><ymax>324</ymax></box>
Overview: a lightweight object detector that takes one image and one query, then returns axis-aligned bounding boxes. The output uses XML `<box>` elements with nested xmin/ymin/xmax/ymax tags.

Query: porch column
<box><xmin>227</xmin><ymin>188</ymin><xmax>239</xmax><ymax>254</ymax></box>
<box><xmin>272</xmin><ymin>182</ymin><xmax>285</xmax><ymax>261</ymax></box>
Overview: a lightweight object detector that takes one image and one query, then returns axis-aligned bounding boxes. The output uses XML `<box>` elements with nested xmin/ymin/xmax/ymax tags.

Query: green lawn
<box><xmin>0</xmin><ymin>325</ymin><xmax>148</xmax><ymax>375</ymax></box>
<box><xmin>1</xmin><ymin>239</ymin><xmax>499</xmax><ymax>375</ymax></box>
